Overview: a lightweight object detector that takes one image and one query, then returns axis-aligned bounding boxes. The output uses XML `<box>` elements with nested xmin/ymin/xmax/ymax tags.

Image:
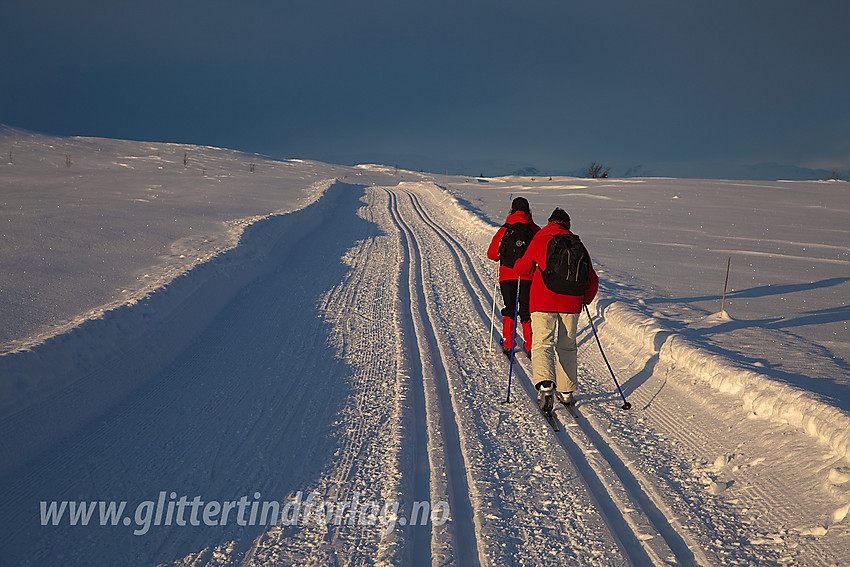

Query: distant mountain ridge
<box><xmin>3</xmin><ymin>124</ymin><xmax>844</xmax><ymax>181</ymax></box>
<box><xmin>321</xmin><ymin>148</ymin><xmax>844</xmax><ymax>180</ymax></box>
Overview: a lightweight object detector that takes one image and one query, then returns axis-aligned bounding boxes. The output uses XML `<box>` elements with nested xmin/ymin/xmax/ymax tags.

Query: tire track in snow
<box><xmin>385</xmin><ymin>188</ymin><xmax>481</xmax><ymax>567</ymax></box>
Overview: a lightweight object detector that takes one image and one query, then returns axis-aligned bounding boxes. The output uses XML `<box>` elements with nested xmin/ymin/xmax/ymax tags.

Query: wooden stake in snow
<box><xmin>720</xmin><ymin>256</ymin><xmax>731</xmax><ymax>316</ymax></box>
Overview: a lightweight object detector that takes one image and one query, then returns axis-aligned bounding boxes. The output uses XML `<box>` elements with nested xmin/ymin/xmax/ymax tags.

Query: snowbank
<box><xmin>0</xmin><ymin>179</ymin><xmax>345</xmax><ymax>478</ymax></box>
<box><xmin>590</xmin><ymin>300</ymin><xmax>850</xmax><ymax>463</ymax></box>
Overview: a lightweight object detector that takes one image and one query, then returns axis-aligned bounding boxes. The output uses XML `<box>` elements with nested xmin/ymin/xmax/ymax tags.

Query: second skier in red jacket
<box><xmin>487</xmin><ymin>197</ymin><xmax>540</xmax><ymax>356</ymax></box>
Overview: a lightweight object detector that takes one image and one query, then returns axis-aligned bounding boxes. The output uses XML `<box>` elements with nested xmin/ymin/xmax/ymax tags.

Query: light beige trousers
<box><xmin>530</xmin><ymin>311</ymin><xmax>580</xmax><ymax>394</ymax></box>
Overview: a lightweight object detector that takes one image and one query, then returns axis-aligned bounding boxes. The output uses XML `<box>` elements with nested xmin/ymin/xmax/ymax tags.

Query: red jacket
<box><xmin>513</xmin><ymin>222</ymin><xmax>599</xmax><ymax>313</ymax></box>
<box><xmin>487</xmin><ymin>211</ymin><xmax>540</xmax><ymax>282</ymax></box>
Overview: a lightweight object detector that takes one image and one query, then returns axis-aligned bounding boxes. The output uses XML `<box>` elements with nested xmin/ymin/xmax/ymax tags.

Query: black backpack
<box><xmin>498</xmin><ymin>222</ymin><xmax>536</xmax><ymax>268</ymax></box>
<box><xmin>540</xmin><ymin>233</ymin><xmax>590</xmax><ymax>295</ymax></box>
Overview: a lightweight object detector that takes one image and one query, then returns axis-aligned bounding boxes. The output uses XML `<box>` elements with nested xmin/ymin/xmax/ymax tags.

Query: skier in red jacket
<box><xmin>487</xmin><ymin>197</ymin><xmax>540</xmax><ymax>356</ymax></box>
<box><xmin>514</xmin><ymin>207</ymin><xmax>598</xmax><ymax>409</ymax></box>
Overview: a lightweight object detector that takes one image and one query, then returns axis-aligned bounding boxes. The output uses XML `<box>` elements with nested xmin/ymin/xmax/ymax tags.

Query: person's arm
<box><xmin>514</xmin><ymin>233</ymin><xmax>541</xmax><ymax>278</ymax></box>
<box><xmin>487</xmin><ymin>227</ymin><xmax>506</xmax><ymax>261</ymax></box>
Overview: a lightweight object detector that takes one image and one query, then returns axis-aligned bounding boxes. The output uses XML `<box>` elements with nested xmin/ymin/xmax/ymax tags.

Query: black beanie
<box><xmin>548</xmin><ymin>207</ymin><xmax>571</xmax><ymax>229</ymax></box>
<box><xmin>510</xmin><ymin>197</ymin><xmax>530</xmax><ymax>214</ymax></box>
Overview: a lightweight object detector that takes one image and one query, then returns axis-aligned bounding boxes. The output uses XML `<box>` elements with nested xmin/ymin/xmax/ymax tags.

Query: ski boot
<box><xmin>536</xmin><ymin>380</ymin><xmax>556</xmax><ymax>414</ymax></box>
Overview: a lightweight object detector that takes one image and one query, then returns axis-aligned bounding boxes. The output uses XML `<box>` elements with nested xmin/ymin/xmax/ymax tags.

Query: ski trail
<box><xmin>383</xmin><ymin>188</ymin><xmax>433</xmax><ymax>566</ymax></box>
<box><xmin>411</xmin><ymin>189</ymin><xmax>657</xmax><ymax>564</ymax></box>
<box><xmin>574</xmin><ymin>405</ymin><xmax>708</xmax><ymax>565</ymax></box>
<box><xmin>385</xmin><ymin>188</ymin><xmax>481</xmax><ymax>567</ymax></box>
<box><xmin>390</xmin><ymin>184</ymin><xmax>626</xmax><ymax>565</ymax></box>
<box><xmin>508</xmin><ymin>341</ymin><xmax>709</xmax><ymax>564</ymax></box>
<box><xmin>404</xmin><ymin>191</ymin><xmax>494</xmax><ymax>322</ymax></box>
<box><xmin>250</xmin><ymin>186</ymin><xmax>424</xmax><ymax>567</ymax></box>
<box><xmin>554</xmin><ymin>392</ymin><xmax>708</xmax><ymax>566</ymax></box>
<box><xmin>398</xmin><ymin>181</ymin><xmax>722</xmax><ymax>565</ymax></box>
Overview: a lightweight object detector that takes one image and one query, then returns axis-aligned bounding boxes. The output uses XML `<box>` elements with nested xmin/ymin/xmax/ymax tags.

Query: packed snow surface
<box><xmin>1</xmin><ymin>128</ymin><xmax>849</xmax><ymax>566</ymax></box>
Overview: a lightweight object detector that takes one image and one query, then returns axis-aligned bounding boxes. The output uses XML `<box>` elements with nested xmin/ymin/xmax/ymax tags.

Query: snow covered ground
<box><xmin>1</xmin><ymin>128</ymin><xmax>849</xmax><ymax>566</ymax></box>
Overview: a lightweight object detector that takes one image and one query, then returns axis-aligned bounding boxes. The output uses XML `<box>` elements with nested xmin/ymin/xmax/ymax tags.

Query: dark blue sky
<box><xmin>2</xmin><ymin>0</ymin><xmax>849</xmax><ymax>177</ymax></box>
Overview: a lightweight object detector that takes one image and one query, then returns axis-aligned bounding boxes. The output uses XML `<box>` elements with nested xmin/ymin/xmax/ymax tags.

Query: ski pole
<box><xmin>502</xmin><ymin>277</ymin><xmax>521</xmax><ymax>404</ymax></box>
<box><xmin>487</xmin><ymin>269</ymin><xmax>499</xmax><ymax>353</ymax></box>
<box><xmin>583</xmin><ymin>303</ymin><xmax>631</xmax><ymax>410</ymax></box>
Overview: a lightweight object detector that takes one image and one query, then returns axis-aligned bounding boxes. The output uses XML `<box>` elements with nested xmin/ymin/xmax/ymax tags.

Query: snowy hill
<box><xmin>1</xmin><ymin>128</ymin><xmax>849</xmax><ymax>566</ymax></box>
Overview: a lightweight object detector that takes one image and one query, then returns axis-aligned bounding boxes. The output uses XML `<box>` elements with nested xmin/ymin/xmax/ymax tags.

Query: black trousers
<box><xmin>500</xmin><ymin>278</ymin><xmax>532</xmax><ymax>323</ymax></box>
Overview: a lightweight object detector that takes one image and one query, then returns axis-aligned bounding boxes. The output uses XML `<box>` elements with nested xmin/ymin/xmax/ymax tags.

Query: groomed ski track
<box><xmin>2</xmin><ymin>179</ymin><xmax>848</xmax><ymax>566</ymax></box>
<box><xmin>381</xmin><ymin>186</ymin><xmax>703</xmax><ymax>567</ymax></box>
